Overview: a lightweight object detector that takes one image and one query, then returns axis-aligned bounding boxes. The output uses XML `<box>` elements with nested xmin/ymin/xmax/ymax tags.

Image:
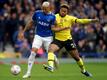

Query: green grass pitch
<box><xmin>0</xmin><ymin>62</ymin><xmax>107</xmax><ymax>80</ymax></box>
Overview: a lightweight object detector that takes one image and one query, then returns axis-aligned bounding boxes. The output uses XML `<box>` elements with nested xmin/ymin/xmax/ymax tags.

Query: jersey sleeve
<box><xmin>70</xmin><ymin>16</ymin><xmax>78</xmax><ymax>24</ymax></box>
<box><xmin>75</xmin><ymin>19</ymin><xmax>92</xmax><ymax>24</ymax></box>
<box><xmin>70</xmin><ymin>16</ymin><xmax>92</xmax><ymax>24</ymax></box>
<box><xmin>32</xmin><ymin>11</ymin><xmax>37</xmax><ymax>21</ymax></box>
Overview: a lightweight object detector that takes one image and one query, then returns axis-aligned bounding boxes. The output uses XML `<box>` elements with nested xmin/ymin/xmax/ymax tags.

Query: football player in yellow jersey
<box><xmin>43</xmin><ymin>4</ymin><xmax>99</xmax><ymax>77</ymax></box>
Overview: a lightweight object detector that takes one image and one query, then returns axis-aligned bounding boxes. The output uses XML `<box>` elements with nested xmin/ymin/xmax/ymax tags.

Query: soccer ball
<box><xmin>11</xmin><ymin>65</ymin><xmax>21</xmax><ymax>75</ymax></box>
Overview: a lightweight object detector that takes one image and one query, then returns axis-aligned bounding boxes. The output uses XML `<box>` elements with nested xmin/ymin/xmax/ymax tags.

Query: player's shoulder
<box><xmin>55</xmin><ymin>14</ymin><xmax>60</xmax><ymax>17</ymax></box>
<box><xmin>48</xmin><ymin>12</ymin><xmax>55</xmax><ymax>17</ymax></box>
<box><xmin>47</xmin><ymin>12</ymin><xmax>56</xmax><ymax>20</ymax></box>
<box><xmin>55</xmin><ymin>13</ymin><xmax>59</xmax><ymax>16</ymax></box>
<box><xmin>67</xmin><ymin>15</ymin><xmax>77</xmax><ymax>19</ymax></box>
<box><xmin>34</xmin><ymin>10</ymin><xmax>43</xmax><ymax>14</ymax></box>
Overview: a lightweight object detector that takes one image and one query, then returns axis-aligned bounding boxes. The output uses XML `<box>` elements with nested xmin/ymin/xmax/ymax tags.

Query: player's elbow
<box><xmin>29</xmin><ymin>20</ymin><xmax>34</xmax><ymax>27</ymax></box>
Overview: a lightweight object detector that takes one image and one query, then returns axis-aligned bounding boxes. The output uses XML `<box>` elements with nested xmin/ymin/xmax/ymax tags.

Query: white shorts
<box><xmin>32</xmin><ymin>35</ymin><xmax>53</xmax><ymax>52</ymax></box>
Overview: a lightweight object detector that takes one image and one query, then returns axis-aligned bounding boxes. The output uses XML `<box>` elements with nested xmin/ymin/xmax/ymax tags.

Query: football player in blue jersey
<box><xmin>23</xmin><ymin>1</ymin><xmax>56</xmax><ymax>78</ymax></box>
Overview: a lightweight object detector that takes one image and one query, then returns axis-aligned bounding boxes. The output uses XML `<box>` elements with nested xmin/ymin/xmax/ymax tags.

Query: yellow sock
<box><xmin>77</xmin><ymin>58</ymin><xmax>86</xmax><ymax>72</ymax></box>
<box><xmin>48</xmin><ymin>52</ymin><xmax>54</xmax><ymax>68</ymax></box>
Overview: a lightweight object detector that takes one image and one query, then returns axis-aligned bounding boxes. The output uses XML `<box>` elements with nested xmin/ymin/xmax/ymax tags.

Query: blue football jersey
<box><xmin>32</xmin><ymin>10</ymin><xmax>56</xmax><ymax>37</ymax></box>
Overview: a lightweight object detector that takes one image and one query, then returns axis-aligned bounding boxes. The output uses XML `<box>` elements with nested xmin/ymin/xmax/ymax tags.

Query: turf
<box><xmin>0</xmin><ymin>62</ymin><xmax>107</xmax><ymax>80</ymax></box>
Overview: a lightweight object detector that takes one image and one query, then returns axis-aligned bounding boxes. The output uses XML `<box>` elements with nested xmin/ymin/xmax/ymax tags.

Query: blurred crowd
<box><xmin>0</xmin><ymin>0</ymin><xmax>107</xmax><ymax>58</ymax></box>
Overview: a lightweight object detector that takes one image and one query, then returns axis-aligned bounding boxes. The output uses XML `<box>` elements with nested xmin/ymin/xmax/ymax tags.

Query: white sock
<box><xmin>26</xmin><ymin>51</ymin><xmax>36</xmax><ymax>74</ymax></box>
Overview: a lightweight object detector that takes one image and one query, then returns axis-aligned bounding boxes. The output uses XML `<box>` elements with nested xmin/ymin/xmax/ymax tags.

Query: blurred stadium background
<box><xmin>0</xmin><ymin>0</ymin><xmax>107</xmax><ymax>80</ymax></box>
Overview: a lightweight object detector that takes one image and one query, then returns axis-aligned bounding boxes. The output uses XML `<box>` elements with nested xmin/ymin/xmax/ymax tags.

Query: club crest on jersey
<box><xmin>38</xmin><ymin>17</ymin><xmax>41</xmax><ymax>19</ymax></box>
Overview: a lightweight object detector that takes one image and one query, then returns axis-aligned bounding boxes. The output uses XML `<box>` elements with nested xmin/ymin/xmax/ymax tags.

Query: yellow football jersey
<box><xmin>55</xmin><ymin>14</ymin><xmax>77</xmax><ymax>41</ymax></box>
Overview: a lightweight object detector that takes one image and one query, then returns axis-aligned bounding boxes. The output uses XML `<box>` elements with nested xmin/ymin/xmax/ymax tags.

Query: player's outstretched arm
<box><xmin>23</xmin><ymin>20</ymin><xmax>34</xmax><ymax>32</ymax></box>
<box><xmin>90</xmin><ymin>19</ymin><xmax>99</xmax><ymax>22</ymax></box>
<box><xmin>76</xmin><ymin>18</ymin><xmax>99</xmax><ymax>24</ymax></box>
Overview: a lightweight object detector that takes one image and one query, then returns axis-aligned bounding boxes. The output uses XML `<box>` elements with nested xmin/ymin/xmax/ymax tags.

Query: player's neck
<box><xmin>59</xmin><ymin>13</ymin><xmax>66</xmax><ymax>18</ymax></box>
<box><xmin>43</xmin><ymin>11</ymin><xmax>51</xmax><ymax>15</ymax></box>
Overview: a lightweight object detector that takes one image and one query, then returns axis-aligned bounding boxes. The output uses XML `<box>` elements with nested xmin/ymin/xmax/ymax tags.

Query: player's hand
<box><xmin>91</xmin><ymin>19</ymin><xmax>99</xmax><ymax>22</ymax></box>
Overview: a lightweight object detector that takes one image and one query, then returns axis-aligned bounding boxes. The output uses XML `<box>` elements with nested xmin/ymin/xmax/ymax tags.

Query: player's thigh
<box><xmin>49</xmin><ymin>39</ymin><xmax>62</xmax><ymax>52</ymax></box>
<box><xmin>43</xmin><ymin>36</ymin><xmax>53</xmax><ymax>52</ymax></box>
<box><xmin>32</xmin><ymin>35</ymin><xmax>43</xmax><ymax>49</ymax></box>
<box><xmin>65</xmin><ymin>39</ymin><xmax>77</xmax><ymax>51</ymax></box>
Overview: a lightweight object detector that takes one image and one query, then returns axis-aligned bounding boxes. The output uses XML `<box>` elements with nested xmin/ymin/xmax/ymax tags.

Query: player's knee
<box><xmin>48</xmin><ymin>44</ymin><xmax>59</xmax><ymax>52</ymax></box>
<box><xmin>48</xmin><ymin>47</ymin><xmax>53</xmax><ymax>52</ymax></box>
<box><xmin>70</xmin><ymin>52</ymin><xmax>80</xmax><ymax>61</ymax></box>
<box><xmin>72</xmin><ymin>54</ymin><xmax>80</xmax><ymax>61</ymax></box>
<box><xmin>74</xmin><ymin>57</ymin><xmax>80</xmax><ymax>61</ymax></box>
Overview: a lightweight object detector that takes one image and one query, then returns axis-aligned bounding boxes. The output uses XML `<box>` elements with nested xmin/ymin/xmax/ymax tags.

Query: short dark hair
<box><xmin>60</xmin><ymin>4</ymin><xmax>69</xmax><ymax>10</ymax></box>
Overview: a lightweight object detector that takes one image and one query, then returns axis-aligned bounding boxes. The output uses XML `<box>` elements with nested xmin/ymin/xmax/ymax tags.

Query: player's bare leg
<box><xmin>69</xmin><ymin>49</ymin><xmax>92</xmax><ymax>77</ymax></box>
